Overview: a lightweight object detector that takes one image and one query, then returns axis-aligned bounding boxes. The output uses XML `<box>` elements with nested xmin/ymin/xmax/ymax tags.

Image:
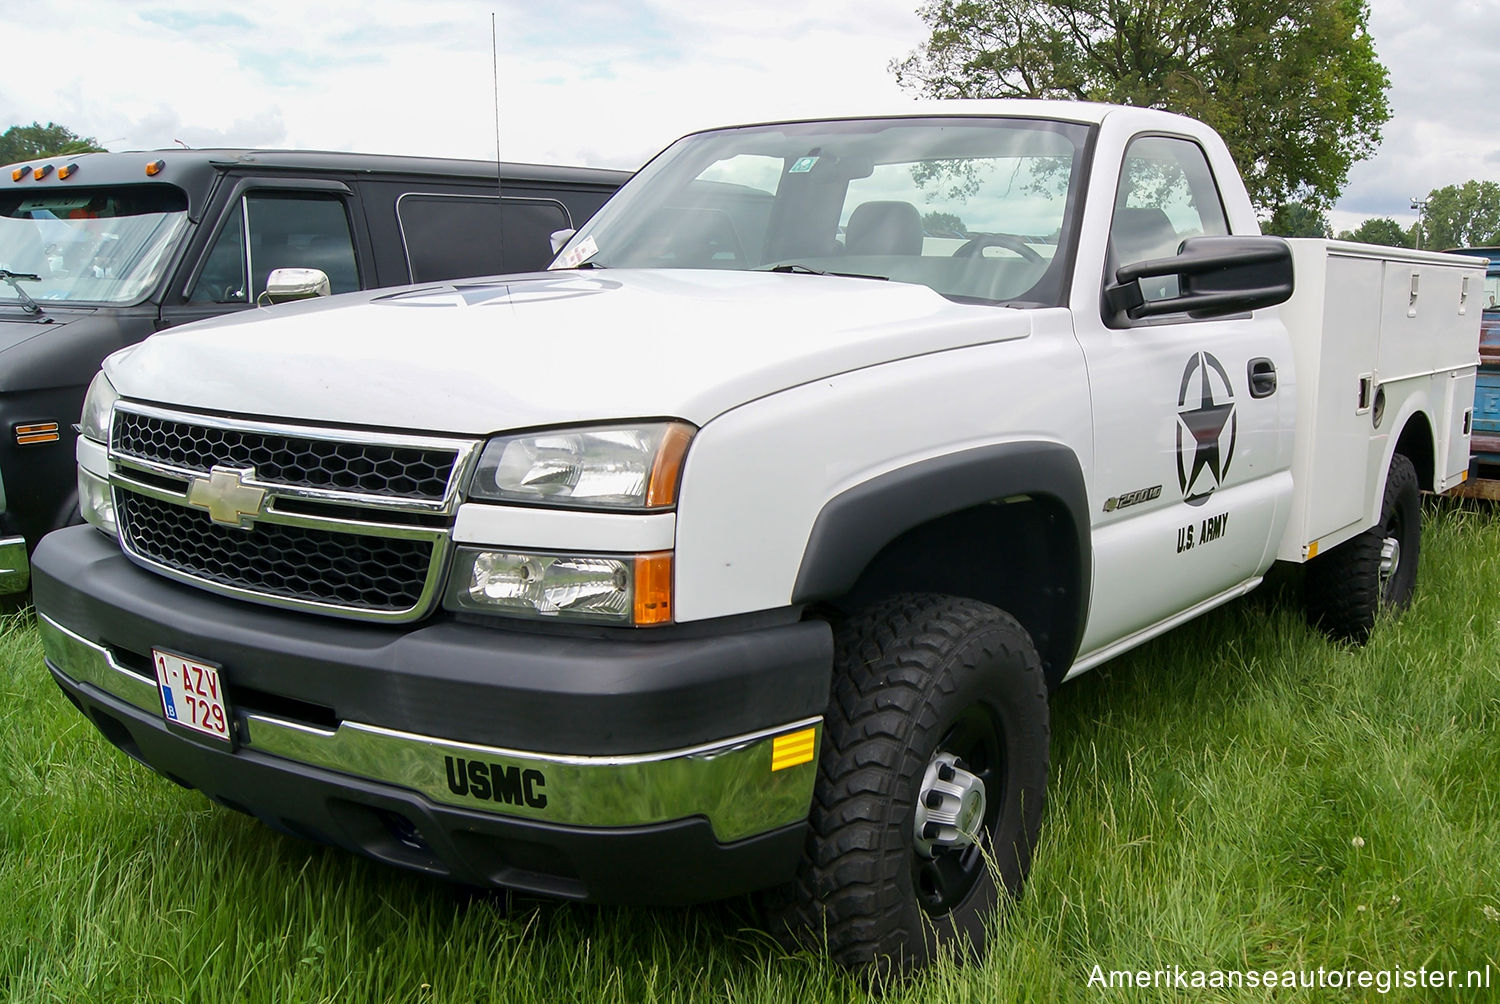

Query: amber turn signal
<box><xmin>633</xmin><ymin>552</ymin><xmax>673</xmax><ymax>626</ymax></box>
<box><xmin>646</xmin><ymin>422</ymin><xmax>695</xmax><ymax>507</ymax></box>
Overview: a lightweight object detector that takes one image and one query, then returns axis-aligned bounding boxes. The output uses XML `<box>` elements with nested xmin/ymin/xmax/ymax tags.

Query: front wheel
<box><xmin>1303</xmin><ymin>452</ymin><xmax>1421</xmax><ymax>642</ymax></box>
<box><xmin>762</xmin><ymin>594</ymin><xmax>1049</xmax><ymax>973</ymax></box>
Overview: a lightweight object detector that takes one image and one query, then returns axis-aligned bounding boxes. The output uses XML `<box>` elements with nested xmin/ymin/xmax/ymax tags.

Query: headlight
<box><xmin>444</xmin><ymin>547</ymin><xmax>672</xmax><ymax>625</ymax></box>
<box><xmin>80</xmin><ymin>371</ymin><xmax>119</xmax><ymax>444</ymax></box>
<box><xmin>78</xmin><ymin>468</ymin><xmax>117</xmax><ymax>536</ymax></box>
<box><xmin>468</xmin><ymin>422</ymin><xmax>694</xmax><ymax>509</ymax></box>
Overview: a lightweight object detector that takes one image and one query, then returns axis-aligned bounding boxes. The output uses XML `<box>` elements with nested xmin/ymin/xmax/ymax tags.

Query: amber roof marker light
<box><xmin>57</xmin><ymin>163</ymin><xmax>79</xmax><ymax>179</ymax></box>
<box><xmin>145</xmin><ymin>159</ymin><xmax>165</xmax><ymax>176</ymax></box>
<box><xmin>32</xmin><ymin>164</ymin><xmax>53</xmax><ymax>180</ymax></box>
<box><xmin>9</xmin><ymin>166</ymin><xmax>29</xmax><ymax>182</ymax></box>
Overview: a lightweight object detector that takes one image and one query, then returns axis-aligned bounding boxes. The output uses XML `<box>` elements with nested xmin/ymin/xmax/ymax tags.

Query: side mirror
<box><xmin>1105</xmin><ymin>236</ymin><xmax>1294</xmax><ymax>320</ymax></box>
<box><xmin>549</xmin><ymin>229</ymin><xmax>577</xmax><ymax>255</ymax></box>
<box><xmin>260</xmin><ymin>267</ymin><xmax>331</xmax><ymax>306</ymax></box>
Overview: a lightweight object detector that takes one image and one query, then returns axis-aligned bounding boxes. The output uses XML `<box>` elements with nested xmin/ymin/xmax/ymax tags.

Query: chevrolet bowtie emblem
<box><xmin>185</xmin><ymin>466</ymin><xmax>267</xmax><ymax>527</ymax></box>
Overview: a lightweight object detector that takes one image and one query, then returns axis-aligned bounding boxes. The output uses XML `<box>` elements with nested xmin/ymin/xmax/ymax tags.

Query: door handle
<box><xmin>1248</xmin><ymin>357</ymin><xmax>1277</xmax><ymax>398</ymax></box>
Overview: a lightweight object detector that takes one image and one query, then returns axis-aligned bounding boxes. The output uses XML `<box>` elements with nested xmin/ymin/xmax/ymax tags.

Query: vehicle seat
<box><xmin>656</xmin><ymin>206</ymin><xmax>745</xmax><ymax>267</ymax></box>
<box><xmin>1111</xmin><ymin>207</ymin><xmax>1180</xmax><ymax>265</ymax></box>
<box><xmin>845</xmin><ymin>201</ymin><xmax>923</xmax><ymax>256</ymax></box>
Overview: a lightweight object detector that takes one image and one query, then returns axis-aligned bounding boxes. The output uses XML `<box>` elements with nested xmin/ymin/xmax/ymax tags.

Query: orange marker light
<box><xmin>9</xmin><ymin>166</ymin><xmax>28</xmax><ymax>182</ymax></box>
<box><xmin>15</xmin><ymin>422</ymin><xmax>61</xmax><ymax>446</ymax></box>
<box><xmin>57</xmin><ymin>163</ymin><xmax>79</xmax><ymax>179</ymax></box>
<box><xmin>646</xmin><ymin>422</ymin><xmax>695</xmax><ymax>507</ymax></box>
<box><xmin>145</xmin><ymin>159</ymin><xmax>165</xmax><ymax>176</ymax></box>
<box><xmin>33</xmin><ymin>164</ymin><xmax>52</xmax><ymax>180</ymax></box>
<box><xmin>633</xmin><ymin>552</ymin><xmax>673</xmax><ymax>626</ymax></box>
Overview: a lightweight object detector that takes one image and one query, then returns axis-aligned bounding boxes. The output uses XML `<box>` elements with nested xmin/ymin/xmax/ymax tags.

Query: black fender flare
<box><xmin>791</xmin><ymin>441</ymin><xmax>1091</xmax><ymax>680</ymax></box>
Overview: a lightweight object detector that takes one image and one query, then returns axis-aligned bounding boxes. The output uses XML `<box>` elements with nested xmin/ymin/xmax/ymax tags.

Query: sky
<box><xmin>2</xmin><ymin>0</ymin><xmax>1495</xmax><ymax>235</ymax></box>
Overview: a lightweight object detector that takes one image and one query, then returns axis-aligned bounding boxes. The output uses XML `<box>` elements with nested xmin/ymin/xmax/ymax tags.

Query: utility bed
<box><xmin>1276</xmin><ymin>241</ymin><xmax>1481</xmax><ymax>562</ymax></box>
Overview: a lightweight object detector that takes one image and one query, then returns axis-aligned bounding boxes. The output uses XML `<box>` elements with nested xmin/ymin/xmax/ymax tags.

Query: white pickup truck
<box><xmin>32</xmin><ymin>101</ymin><xmax>1480</xmax><ymax>972</ymax></box>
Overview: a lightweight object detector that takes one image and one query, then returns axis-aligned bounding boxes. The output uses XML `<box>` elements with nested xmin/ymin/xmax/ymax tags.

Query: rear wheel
<box><xmin>763</xmin><ymin>594</ymin><xmax>1049</xmax><ymax>973</ymax></box>
<box><xmin>1303</xmin><ymin>452</ymin><xmax>1421</xmax><ymax>642</ymax></box>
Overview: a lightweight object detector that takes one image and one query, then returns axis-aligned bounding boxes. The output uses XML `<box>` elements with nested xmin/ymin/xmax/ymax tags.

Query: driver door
<box><xmin>1073</xmin><ymin>133</ymin><xmax>1294</xmax><ymax>656</ymax></box>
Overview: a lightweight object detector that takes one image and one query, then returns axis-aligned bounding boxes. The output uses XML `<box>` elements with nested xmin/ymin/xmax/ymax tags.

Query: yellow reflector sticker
<box><xmin>771</xmin><ymin>728</ymin><xmax>816</xmax><ymax>771</ymax></box>
<box><xmin>1307</xmin><ymin>540</ymin><xmax>1319</xmax><ymax>559</ymax></box>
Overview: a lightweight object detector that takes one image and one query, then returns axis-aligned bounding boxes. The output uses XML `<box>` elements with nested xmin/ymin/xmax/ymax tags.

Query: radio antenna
<box><xmin>491</xmin><ymin>12</ymin><xmax>506</xmax><ymax>266</ymax></box>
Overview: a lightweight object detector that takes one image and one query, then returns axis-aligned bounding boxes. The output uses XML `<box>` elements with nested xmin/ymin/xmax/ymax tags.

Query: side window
<box><xmin>1109</xmin><ymin>136</ymin><xmax>1228</xmax><ymax>302</ymax></box>
<box><xmin>397</xmin><ymin>194</ymin><xmax>571</xmax><ymax>281</ymax></box>
<box><xmin>190</xmin><ymin>206</ymin><xmax>245</xmax><ymax>303</ymax></box>
<box><xmin>190</xmin><ymin>192</ymin><xmax>358</xmax><ymax>303</ymax></box>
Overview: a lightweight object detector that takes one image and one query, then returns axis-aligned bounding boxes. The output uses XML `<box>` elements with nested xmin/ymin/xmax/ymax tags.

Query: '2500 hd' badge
<box><xmin>1103</xmin><ymin>485</ymin><xmax>1162</xmax><ymax>512</ymax></box>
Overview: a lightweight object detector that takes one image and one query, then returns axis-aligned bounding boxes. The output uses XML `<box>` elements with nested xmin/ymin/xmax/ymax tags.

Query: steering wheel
<box><xmin>953</xmin><ymin>233</ymin><xmax>1045</xmax><ymax>264</ymax></box>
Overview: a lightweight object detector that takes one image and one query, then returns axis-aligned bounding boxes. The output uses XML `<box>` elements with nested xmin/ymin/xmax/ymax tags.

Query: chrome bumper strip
<box><xmin>0</xmin><ymin>536</ymin><xmax>27</xmax><ymax>593</ymax></box>
<box><xmin>39</xmin><ymin>614</ymin><xmax>819</xmax><ymax>842</ymax></box>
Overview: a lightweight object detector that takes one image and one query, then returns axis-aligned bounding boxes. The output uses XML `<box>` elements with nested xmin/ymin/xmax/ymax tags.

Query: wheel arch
<box><xmin>1392</xmin><ymin>408</ymin><xmax>1435</xmax><ymax>492</ymax></box>
<box><xmin>791</xmin><ymin>441</ymin><xmax>1090</xmax><ymax>687</ymax></box>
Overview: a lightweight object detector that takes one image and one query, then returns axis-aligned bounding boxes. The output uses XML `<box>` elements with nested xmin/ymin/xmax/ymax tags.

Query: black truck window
<box><xmin>397</xmin><ymin>194</ymin><xmax>570</xmax><ymax>281</ymax></box>
<box><xmin>191</xmin><ymin>192</ymin><xmax>359</xmax><ymax>303</ymax></box>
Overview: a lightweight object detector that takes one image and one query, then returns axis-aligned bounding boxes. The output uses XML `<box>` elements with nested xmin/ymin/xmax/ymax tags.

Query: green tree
<box><xmin>1334</xmin><ymin>216</ymin><xmax>1409</xmax><ymax>247</ymax></box>
<box><xmin>0</xmin><ymin>122</ymin><xmax>106</xmax><ymax>166</ymax></box>
<box><xmin>1263</xmin><ymin>202</ymin><xmax>1330</xmax><ymax>238</ymax></box>
<box><xmin>921</xmin><ymin>210</ymin><xmax>967</xmax><ymax>235</ymax></box>
<box><xmin>1417</xmin><ymin>180</ymin><xmax>1500</xmax><ymax>250</ymax></box>
<box><xmin>893</xmin><ymin>0</ymin><xmax>1390</xmax><ymax>214</ymax></box>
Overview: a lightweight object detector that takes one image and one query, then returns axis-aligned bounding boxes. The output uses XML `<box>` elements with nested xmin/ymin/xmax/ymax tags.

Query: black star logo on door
<box><xmin>1176</xmin><ymin>351</ymin><xmax>1237</xmax><ymax>506</ymax></box>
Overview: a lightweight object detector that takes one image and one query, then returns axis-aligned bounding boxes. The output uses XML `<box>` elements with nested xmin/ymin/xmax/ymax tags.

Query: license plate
<box><xmin>153</xmin><ymin>648</ymin><xmax>233</xmax><ymax>745</ymax></box>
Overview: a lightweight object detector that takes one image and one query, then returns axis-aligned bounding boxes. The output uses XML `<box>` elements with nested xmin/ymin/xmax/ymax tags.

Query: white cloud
<box><xmin>1</xmin><ymin>0</ymin><xmax>1494</xmax><ymax>228</ymax></box>
<box><xmin>0</xmin><ymin>1</ymin><xmax>927</xmax><ymax>167</ymax></box>
<box><xmin>1332</xmin><ymin>0</ymin><xmax>1500</xmax><ymax>225</ymax></box>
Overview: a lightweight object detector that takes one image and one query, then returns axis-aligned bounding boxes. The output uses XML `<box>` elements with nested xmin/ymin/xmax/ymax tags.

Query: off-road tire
<box><xmin>762</xmin><ymin>594</ymin><xmax>1049</xmax><ymax>973</ymax></box>
<box><xmin>1304</xmin><ymin>452</ymin><xmax>1421</xmax><ymax>643</ymax></box>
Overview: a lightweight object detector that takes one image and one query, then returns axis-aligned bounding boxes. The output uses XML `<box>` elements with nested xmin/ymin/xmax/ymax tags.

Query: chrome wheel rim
<box><xmin>1379</xmin><ymin>535</ymin><xmax>1400</xmax><ymax>587</ymax></box>
<box><xmin>910</xmin><ymin>706</ymin><xmax>1002</xmax><ymax>916</ymax></box>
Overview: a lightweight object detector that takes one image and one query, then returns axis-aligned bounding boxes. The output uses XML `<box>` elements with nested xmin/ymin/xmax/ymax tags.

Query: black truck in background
<box><xmin>0</xmin><ymin>148</ymin><xmax>629</xmax><ymax>594</ymax></box>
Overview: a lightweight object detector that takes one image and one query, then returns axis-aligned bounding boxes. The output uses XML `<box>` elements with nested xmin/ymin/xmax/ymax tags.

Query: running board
<box><xmin>1063</xmin><ymin>577</ymin><xmax>1264</xmax><ymax>681</ymax></box>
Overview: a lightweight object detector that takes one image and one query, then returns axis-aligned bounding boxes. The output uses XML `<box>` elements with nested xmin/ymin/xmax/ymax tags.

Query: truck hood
<box><xmin>105</xmin><ymin>270</ymin><xmax>1033</xmax><ymax>434</ymax></box>
<box><xmin>0</xmin><ymin>311</ymin><xmax>69</xmax><ymax>355</ymax></box>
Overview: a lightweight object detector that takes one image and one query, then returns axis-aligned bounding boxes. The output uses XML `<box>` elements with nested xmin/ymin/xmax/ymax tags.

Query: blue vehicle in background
<box><xmin>1447</xmin><ymin>247</ymin><xmax>1500</xmax><ymax>498</ymax></box>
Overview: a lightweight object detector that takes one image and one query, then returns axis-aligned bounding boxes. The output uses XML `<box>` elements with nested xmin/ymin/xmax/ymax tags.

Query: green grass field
<box><xmin>3</xmin><ymin>502</ymin><xmax>1498</xmax><ymax>1002</ymax></box>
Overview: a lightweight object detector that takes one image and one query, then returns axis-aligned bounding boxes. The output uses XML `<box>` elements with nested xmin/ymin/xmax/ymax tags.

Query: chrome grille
<box><xmin>107</xmin><ymin>404</ymin><xmax>477</xmax><ymax>622</ymax></box>
<box><xmin>118</xmin><ymin>492</ymin><xmax>435</xmax><ymax>613</ymax></box>
<box><xmin>113</xmin><ymin>410</ymin><xmax>457</xmax><ymax>501</ymax></box>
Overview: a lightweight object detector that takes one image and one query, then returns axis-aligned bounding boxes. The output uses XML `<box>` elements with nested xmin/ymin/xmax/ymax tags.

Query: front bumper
<box><xmin>0</xmin><ymin>535</ymin><xmax>26</xmax><ymax>593</ymax></box>
<box><xmin>34</xmin><ymin>527</ymin><xmax>834</xmax><ymax>902</ymax></box>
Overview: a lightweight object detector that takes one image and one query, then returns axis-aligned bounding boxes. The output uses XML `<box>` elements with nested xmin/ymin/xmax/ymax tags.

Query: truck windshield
<box><xmin>0</xmin><ymin>184</ymin><xmax>189</xmax><ymax>306</ymax></box>
<box><xmin>557</xmin><ymin>117</ymin><xmax>1091</xmax><ymax>306</ymax></box>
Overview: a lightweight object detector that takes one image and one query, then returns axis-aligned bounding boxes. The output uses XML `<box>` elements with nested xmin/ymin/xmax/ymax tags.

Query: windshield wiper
<box><xmin>0</xmin><ymin>268</ymin><xmax>43</xmax><ymax>315</ymax></box>
<box><xmin>759</xmin><ymin>263</ymin><xmax>888</xmax><ymax>281</ymax></box>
